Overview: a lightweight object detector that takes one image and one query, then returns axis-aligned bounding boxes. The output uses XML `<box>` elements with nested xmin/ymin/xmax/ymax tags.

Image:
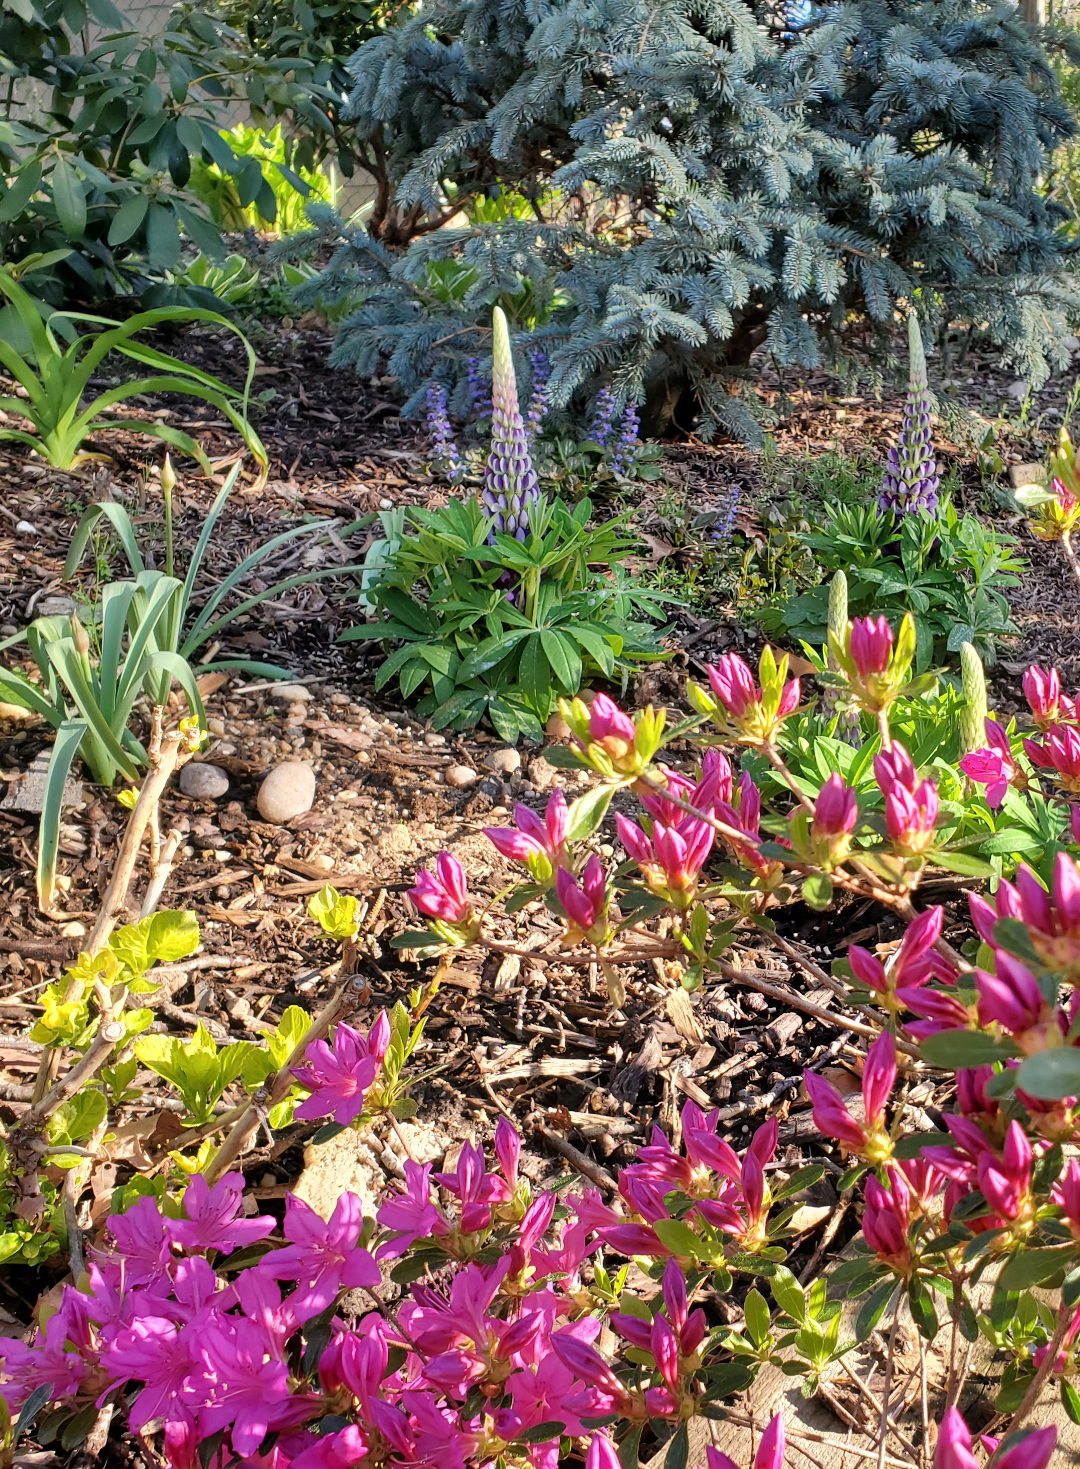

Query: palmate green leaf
<box><xmin>36</xmin><ymin>720</ymin><xmax>86</xmax><ymax>913</ymax></box>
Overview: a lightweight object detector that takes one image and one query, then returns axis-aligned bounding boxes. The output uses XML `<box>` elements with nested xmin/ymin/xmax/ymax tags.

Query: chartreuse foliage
<box><xmin>299</xmin><ymin>0</ymin><xmax>1080</xmax><ymax>432</ymax></box>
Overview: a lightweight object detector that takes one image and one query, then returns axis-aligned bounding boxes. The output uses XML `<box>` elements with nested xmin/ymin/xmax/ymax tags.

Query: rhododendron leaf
<box><xmin>652</xmin><ymin>1218</ymin><xmax>706</xmax><ymax>1258</ymax></box>
<box><xmin>619</xmin><ymin>1424</ymin><xmax>644</xmax><ymax>1469</ymax></box>
<box><xmin>744</xmin><ymin>1287</ymin><xmax>770</xmax><ymax>1346</ymax></box>
<box><xmin>770</xmin><ymin>1266</ymin><xmax>806</xmax><ymax>1322</ymax></box>
<box><xmin>931</xmin><ymin>851</ymin><xmax>994</xmax><ymax>877</ymax></box>
<box><xmin>998</xmin><ymin>1246</ymin><xmax>1074</xmax><ymax>1289</ymax></box>
<box><xmin>1061</xmin><ymin>1380</ymin><xmax>1080</xmax><ymax>1426</ymax></box>
<box><xmin>920</xmin><ymin>1031</ymin><xmax>1014</xmax><ymax>1069</ymax></box>
<box><xmin>665</xmin><ymin>1423</ymin><xmax>690</xmax><ymax>1469</ymax></box>
<box><xmin>907</xmin><ymin>1277</ymin><xmax>938</xmax><ymax>1340</ymax></box>
<box><xmin>14</xmin><ymin>1386</ymin><xmax>54</xmax><ymax>1445</ymax></box>
<box><xmin>49</xmin><ymin>1088</ymin><xmax>107</xmax><ymax>1147</ymax></box>
<box><xmin>539</xmin><ymin>743</ymin><xmax>589</xmax><ymax>769</ymax></box>
<box><xmin>802</xmin><ymin>873</ymin><xmax>832</xmax><ymax>910</ymax></box>
<box><xmin>109</xmin><ymin>909</ymin><xmax>199</xmax><ymax>978</ymax></box>
<box><xmin>893</xmin><ymin>1131</ymin><xmax>949</xmax><ymax>1159</ymax></box>
<box><xmin>515</xmin><ymin>1422</ymin><xmax>566</xmax><ymax>1443</ymax></box>
<box><xmin>991</xmin><ymin>917</ymin><xmax>1043</xmax><ymax>966</ymax></box>
<box><xmin>308</xmin><ymin>884</ymin><xmax>361</xmax><ymax>940</ymax></box>
<box><xmin>1016</xmin><ymin>1048</ymin><xmax>1080</xmax><ymax>1100</ymax></box>
<box><xmin>856</xmin><ymin>1278</ymin><xmax>898</xmax><ymax>1341</ymax></box>
<box><xmin>566</xmin><ymin>783</ymin><xmax>614</xmax><ymax>842</ymax></box>
<box><xmin>312</xmin><ymin>1122</ymin><xmax>346</xmax><ymax>1144</ymax></box>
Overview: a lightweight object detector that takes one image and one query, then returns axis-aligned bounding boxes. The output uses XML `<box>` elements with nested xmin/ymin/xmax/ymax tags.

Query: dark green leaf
<box><xmin>1016</xmin><ymin>1049</ymin><xmax>1080</xmax><ymax>1101</ymax></box>
<box><xmin>856</xmin><ymin>1278</ymin><xmax>897</xmax><ymax>1341</ymax></box>
<box><xmin>919</xmin><ymin>1030</ymin><xmax>1014</xmax><ymax>1069</ymax></box>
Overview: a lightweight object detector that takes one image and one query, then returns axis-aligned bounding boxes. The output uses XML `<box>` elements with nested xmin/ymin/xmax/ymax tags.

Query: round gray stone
<box><xmin>179</xmin><ymin>763</ymin><xmax>230</xmax><ymax>800</ymax></box>
<box><xmin>257</xmin><ymin>762</ymin><xmax>316</xmax><ymax>823</ymax></box>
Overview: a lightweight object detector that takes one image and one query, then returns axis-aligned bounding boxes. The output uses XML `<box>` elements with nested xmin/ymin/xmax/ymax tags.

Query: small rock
<box><xmin>310</xmin><ymin>854</ymin><xmax>334</xmax><ymax>871</ymax></box>
<box><xmin>180</xmin><ymin>763</ymin><xmax>230</xmax><ymax>800</ymax></box>
<box><xmin>545</xmin><ymin>714</ymin><xmax>570</xmax><ymax>740</ymax></box>
<box><xmin>62</xmin><ymin>921</ymin><xmax>87</xmax><ymax>938</ymax></box>
<box><xmin>269</xmin><ymin>682</ymin><xmax>313</xmax><ymax>702</ymax></box>
<box><xmin>206</xmin><ymin>717</ymin><xmax>226</xmax><ymax>737</ymax></box>
<box><xmin>487</xmin><ymin>747</ymin><xmax>521</xmax><ymax>775</ymax></box>
<box><xmin>529</xmin><ymin>756</ymin><xmax>558</xmax><ymax>790</ymax></box>
<box><xmin>257</xmin><ymin>762</ymin><xmax>316</xmax><ymax>823</ymax></box>
<box><xmin>379</xmin><ymin>498</ymin><xmax>393</xmax><ymax>510</ymax></box>
<box><xmin>445</xmin><ymin>764</ymin><xmax>478</xmax><ymax>790</ymax></box>
<box><xmin>1</xmin><ymin>751</ymin><xmax>83</xmax><ymax>814</ymax></box>
<box><xmin>1062</xmin><ymin>335</ymin><xmax>1080</xmax><ymax>354</ymax></box>
<box><xmin>0</xmin><ymin>623</ymin><xmax>16</xmax><ymax>636</ymax></box>
<box><xmin>1007</xmin><ymin>380</ymin><xmax>1030</xmax><ymax>402</ymax></box>
<box><xmin>0</xmin><ymin>702</ymin><xmax>34</xmax><ymax>721</ymax></box>
<box><xmin>36</xmin><ymin>595</ymin><xmax>76</xmax><ymax>618</ymax></box>
<box><xmin>1009</xmin><ymin>462</ymin><xmax>1048</xmax><ymax>490</ymax></box>
<box><xmin>15</xmin><ymin>520</ymin><xmax>36</xmax><ymax>536</ymax></box>
<box><xmin>424</xmin><ymin>732</ymin><xmax>446</xmax><ymax>747</ymax></box>
<box><xmin>479</xmin><ymin>775</ymin><xmax>504</xmax><ymax>800</ymax></box>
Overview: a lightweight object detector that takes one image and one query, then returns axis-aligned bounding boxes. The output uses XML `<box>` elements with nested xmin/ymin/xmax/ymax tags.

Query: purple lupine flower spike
<box><xmin>526</xmin><ymin>349</ymin><xmax>549</xmax><ymax>441</ymax></box>
<box><xmin>426</xmin><ymin>383</ymin><xmax>463</xmax><ymax>484</ymax></box>
<box><xmin>878</xmin><ymin>314</ymin><xmax>940</xmax><ymax>516</ymax></box>
<box><xmin>466</xmin><ymin>354</ymin><xmax>491</xmax><ymax>420</ymax></box>
<box><xmin>483</xmin><ymin>307</ymin><xmax>539</xmax><ymax>543</ymax></box>
<box><xmin>611</xmin><ymin>403</ymin><xmax>641</xmax><ymax>475</ymax></box>
<box><xmin>590</xmin><ymin>386</ymin><xmax>618</xmax><ymax>447</ymax></box>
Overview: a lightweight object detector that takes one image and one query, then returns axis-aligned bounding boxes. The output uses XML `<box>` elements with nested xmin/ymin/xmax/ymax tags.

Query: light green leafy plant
<box><xmin>135</xmin><ymin>1025</ymin><xmax>252</xmax><ymax>1129</ymax></box>
<box><xmin>242</xmin><ymin>1006</ymin><xmax>312</xmax><ymax>1128</ymax></box>
<box><xmin>0</xmin><ymin>263</ymin><xmax>266</xmax><ymax>475</ymax></box>
<box><xmin>188</xmin><ymin>123</ymin><xmax>335</xmax><ymax>236</ymax></box>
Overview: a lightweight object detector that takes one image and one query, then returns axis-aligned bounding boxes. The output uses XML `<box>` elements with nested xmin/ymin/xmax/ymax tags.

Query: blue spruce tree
<box><xmin>293</xmin><ymin>0</ymin><xmax>1080</xmax><ymax>436</ymax></box>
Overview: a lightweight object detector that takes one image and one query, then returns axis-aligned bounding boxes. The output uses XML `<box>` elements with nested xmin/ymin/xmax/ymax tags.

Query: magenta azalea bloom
<box><xmin>862</xmin><ymin>1169</ymin><xmax>912</xmax><ymax>1274</ymax></box>
<box><xmin>804</xmin><ymin>1031</ymin><xmax>895</xmax><ymax>1160</ymax></box>
<box><xmin>874</xmin><ymin>742</ymin><xmax>938</xmax><ymax>854</ymax></box>
<box><xmin>615</xmin><ymin>811</ymin><xmax>713</xmax><ymax>903</ymax></box>
<box><xmin>707</xmin><ymin>1413</ymin><xmax>786</xmax><ymax>1469</ymax></box>
<box><xmin>408</xmin><ymin>851</ymin><xmax>471</xmax><ymax>923</ymax></box>
<box><xmin>168</xmin><ymin>1173</ymin><xmax>275</xmax><ymax>1256</ymax></box>
<box><xmin>484</xmin><ymin>791</ymin><xmax>568</xmax><ymax>874</ymax></box>
<box><xmin>959</xmin><ymin>718</ymin><xmax>1017</xmax><ymax>808</ymax></box>
<box><xmin>1023</xmin><ymin>664</ymin><xmax>1068</xmax><ymax>731</ymax></box>
<box><xmin>257</xmin><ymin>1192</ymin><xmax>379</xmax><ymax>1318</ymax></box>
<box><xmin>811</xmin><ymin>773</ymin><xmax>858</xmax><ymax>838</ymax></box>
<box><xmin>376</xmin><ymin>1160</ymin><xmax>448</xmax><ymax>1258</ymax></box>
<box><xmin>588</xmin><ymin>692</ymin><xmax>637</xmax><ymax>750</ymax></box>
<box><xmin>292</xmin><ymin>1015</ymin><xmax>388</xmax><ymax>1126</ymax></box>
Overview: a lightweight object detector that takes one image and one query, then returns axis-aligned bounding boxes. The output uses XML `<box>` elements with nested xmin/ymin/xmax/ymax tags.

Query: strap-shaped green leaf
<box><xmin>64</xmin><ymin>501</ymin><xmax>146</xmax><ymax>580</ymax></box>
<box><xmin>36</xmin><ymin>720</ymin><xmax>86</xmax><ymax>913</ymax></box>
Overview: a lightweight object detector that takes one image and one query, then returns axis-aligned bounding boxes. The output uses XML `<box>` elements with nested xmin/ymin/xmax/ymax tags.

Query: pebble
<box><xmin>179</xmin><ymin>763</ymin><xmax>230</xmax><ymax>800</ymax></box>
<box><xmin>486</xmin><ymin>747</ymin><xmax>521</xmax><ymax>775</ymax></box>
<box><xmin>270</xmin><ymin>683</ymin><xmax>313</xmax><ymax>702</ymax></box>
<box><xmin>1007</xmin><ymin>380</ymin><xmax>1029</xmax><ymax>402</ymax></box>
<box><xmin>0</xmin><ymin>624</ymin><xmax>16</xmax><ymax>636</ymax></box>
<box><xmin>206</xmin><ymin>717</ymin><xmax>226</xmax><ymax>737</ymax></box>
<box><xmin>445</xmin><ymin>764</ymin><xmax>479</xmax><ymax>790</ymax></box>
<box><xmin>424</xmin><ymin>733</ymin><xmax>446</xmax><ymax>747</ymax></box>
<box><xmin>257</xmin><ymin>762</ymin><xmax>316</xmax><ymax>823</ymax></box>
<box><xmin>379</xmin><ymin>498</ymin><xmax>393</xmax><ymax>510</ymax></box>
<box><xmin>36</xmin><ymin>595</ymin><xmax>76</xmax><ymax>618</ymax></box>
<box><xmin>529</xmin><ymin>756</ymin><xmax>558</xmax><ymax>790</ymax></box>
<box><xmin>479</xmin><ymin>776</ymin><xmax>504</xmax><ymax>800</ymax></box>
<box><xmin>545</xmin><ymin>714</ymin><xmax>570</xmax><ymax>740</ymax></box>
<box><xmin>15</xmin><ymin>521</ymin><xmax>36</xmax><ymax>536</ymax></box>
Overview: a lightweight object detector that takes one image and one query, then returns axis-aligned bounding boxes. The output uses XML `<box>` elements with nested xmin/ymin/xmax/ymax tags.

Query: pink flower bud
<box><xmin>936</xmin><ymin>1408</ymin><xmax>980</xmax><ymax>1469</ymax></box>
<box><xmin>586</xmin><ymin>1433</ymin><xmax>622</xmax><ymax>1469</ymax></box>
<box><xmin>707</xmin><ymin>653</ymin><xmax>758</xmax><ymax>717</ymax></box>
<box><xmin>555</xmin><ymin>856</ymin><xmax>607</xmax><ymax>936</ymax></box>
<box><xmin>495</xmin><ymin>1116</ymin><xmax>521</xmax><ymax>1190</ymax></box>
<box><xmin>1024</xmin><ymin>664</ymin><xmax>1063</xmax><ymax>730</ymax></box>
<box><xmin>811</xmin><ymin>773</ymin><xmax>858</xmax><ymax>838</ymax></box>
<box><xmin>862</xmin><ymin>1031</ymin><xmax>896</xmax><ymax>1131</ymax></box>
<box><xmin>755</xmin><ymin>1414</ymin><xmax>786</xmax><ymax>1469</ymax></box>
<box><xmin>849</xmin><ymin>615</ymin><xmax>893</xmax><ymax>676</ymax></box>
<box><xmin>408</xmin><ymin>852</ymin><xmax>471</xmax><ymax>923</ymax></box>
<box><xmin>589</xmin><ymin>692</ymin><xmax>637</xmax><ymax>751</ymax></box>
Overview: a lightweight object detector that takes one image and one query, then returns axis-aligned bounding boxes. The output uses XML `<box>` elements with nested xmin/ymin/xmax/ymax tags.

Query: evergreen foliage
<box><xmin>292</xmin><ymin>0</ymin><xmax>1080</xmax><ymax>435</ymax></box>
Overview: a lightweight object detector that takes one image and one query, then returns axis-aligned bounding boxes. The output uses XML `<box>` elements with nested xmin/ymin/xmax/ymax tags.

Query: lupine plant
<box><xmin>11</xmin><ymin>620</ymin><xmax>1080</xmax><ymax>1469</ymax></box>
<box><xmin>878</xmin><ymin>315</ymin><xmax>940</xmax><ymax>517</ymax></box>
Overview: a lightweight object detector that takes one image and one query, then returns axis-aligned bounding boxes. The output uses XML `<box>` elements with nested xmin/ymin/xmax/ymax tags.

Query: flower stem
<box><xmin>1063</xmin><ymin>531</ymin><xmax>1080</xmax><ymax>592</ymax></box>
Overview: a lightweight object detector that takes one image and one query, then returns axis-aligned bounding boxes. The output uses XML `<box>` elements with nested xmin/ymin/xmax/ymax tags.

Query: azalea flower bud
<box><xmin>407</xmin><ymin>852</ymin><xmax>479</xmax><ymax>945</ymax></box>
<box><xmin>484</xmin><ymin>790</ymin><xmax>568</xmax><ymax>885</ymax></box>
<box><xmin>687</xmin><ymin>647</ymin><xmax>800</xmax><ymax>746</ymax></box>
<box><xmin>875</xmin><ymin>742</ymin><xmax>938</xmax><ymax>855</ymax></box>
<box><xmin>804</xmin><ymin>1031</ymin><xmax>895</xmax><ymax>1163</ymax></box>
<box><xmin>862</xmin><ymin>1169</ymin><xmax>913</xmax><ymax>1276</ymax></box>
<box><xmin>832</xmin><ymin>613</ymin><xmax>916</xmax><ymax>715</ymax></box>
<box><xmin>1025</xmin><ymin>725</ymin><xmax>1080</xmax><ymax>793</ymax></box>
<box><xmin>555</xmin><ymin>856</ymin><xmax>609</xmax><ymax>944</ymax></box>
<box><xmin>615</xmin><ymin>811</ymin><xmax>714</xmax><ymax>909</ymax></box>
<box><xmin>559</xmin><ymin>692</ymin><xmax>667</xmax><ymax>780</ymax></box>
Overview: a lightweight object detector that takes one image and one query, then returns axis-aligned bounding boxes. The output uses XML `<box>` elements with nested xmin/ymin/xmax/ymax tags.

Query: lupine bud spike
<box><xmin>827</xmin><ymin>570</ymin><xmax>848</xmax><ymax>656</ymax></box>
<box><xmin>484</xmin><ymin>307</ymin><xmax>538</xmax><ymax>543</ymax></box>
<box><xmin>959</xmin><ymin>642</ymin><xmax>988</xmax><ymax>756</ymax></box>
<box><xmin>878</xmin><ymin>313</ymin><xmax>939</xmax><ymax>517</ymax></box>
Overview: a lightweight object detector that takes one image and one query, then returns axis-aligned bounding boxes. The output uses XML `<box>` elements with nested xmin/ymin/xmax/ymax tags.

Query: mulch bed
<box><xmin>0</xmin><ymin>313</ymin><xmax>1074</xmax><ymax>1323</ymax></box>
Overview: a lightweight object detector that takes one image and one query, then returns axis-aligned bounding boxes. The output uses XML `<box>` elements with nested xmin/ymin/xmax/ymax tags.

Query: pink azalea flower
<box><xmin>376</xmin><ymin>1159</ymin><xmax>449</xmax><ymax>1258</ymax></box>
<box><xmin>1023</xmin><ymin>665</ymin><xmax>1067</xmax><ymax>731</ymax></box>
<box><xmin>257</xmin><ymin>1192</ymin><xmax>379</xmax><ymax>1317</ymax></box>
<box><xmin>959</xmin><ymin>718</ymin><xmax>1017</xmax><ymax>808</ymax></box>
<box><xmin>292</xmin><ymin>1014</ymin><xmax>389</xmax><ymax>1126</ymax></box>
<box><xmin>484</xmin><ymin>791</ymin><xmax>569</xmax><ymax>874</ymax></box>
<box><xmin>434</xmin><ymin>1138</ymin><xmax>511</xmax><ymax>1232</ymax></box>
<box><xmin>195</xmin><ymin>1316</ymin><xmax>318</xmax><ymax>1458</ymax></box>
<box><xmin>875</xmin><ymin>743</ymin><xmax>938</xmax><ymax>854</ymax></box>
<box><xmin>707</xmin><ymin>1413</ymin><xmax>786</xmax><ymax>1469</ymax></box>
<box><xmin>804</xmin><ymin>1032</ymin><xmax>895</xmax><ymax>1161</ymax></box>
<box><xmin>615</xmin><ymin>811</ymin><xmax>714</xmax><ymax>905</ymax></box>
<box><xmin>970</xmin><ymin>853</ymin><xmax>1080</xmax><ymax>981</ymax></box>
<box><xmin>103</xmin><ymin>1316</ymin><xmax>195</xmax><ymax>1431</ymax></box>
<box><xmin>849</xmin><ymin>615</ymin><xmax>893</xmax><ymax>676</ymax></box>
<box><xmin>168</xmin><ymin>1172</ymin><xmax>275</xmax><ymax>1256</ymax></box>
<box><xmin>555</xmin><ymin>856</ymin><xmax>607</xmax><ymax>936</ymax></box>
<box><xmin>862</xmin><ymin>1169</ymin><xmax>912</xmax><ymax>1275</ymax></box>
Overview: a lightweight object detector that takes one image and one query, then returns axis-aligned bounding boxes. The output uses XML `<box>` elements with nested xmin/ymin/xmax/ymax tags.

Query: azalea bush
<box><xmin>13</xmin><ymin>596</ymin><xmax>1080</xmax><ymax>1468</ymax></box>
